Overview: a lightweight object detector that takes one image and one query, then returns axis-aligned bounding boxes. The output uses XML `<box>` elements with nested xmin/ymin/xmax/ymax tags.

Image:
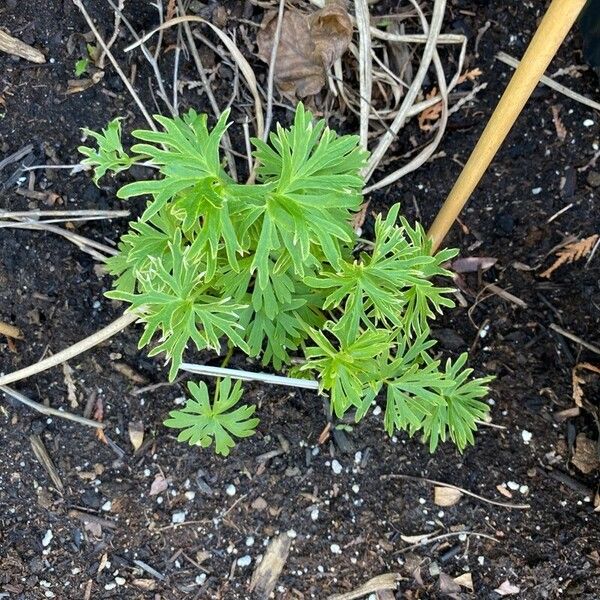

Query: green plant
<box><xmin>74</xmin><ymin>57</ymin><xmax>89</xmax><ymax>77</ymax></box>
<box><xmin>80</xmin><ymin>104</ymin><xmax>492</xmax><ymax>455</ymax></box>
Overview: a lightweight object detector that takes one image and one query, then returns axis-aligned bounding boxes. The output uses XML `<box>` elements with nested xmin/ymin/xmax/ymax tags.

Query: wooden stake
<box><xmin>428</xmin><ymin>0</ymin><xmax>588</xmax><ymax>253</ymax></box>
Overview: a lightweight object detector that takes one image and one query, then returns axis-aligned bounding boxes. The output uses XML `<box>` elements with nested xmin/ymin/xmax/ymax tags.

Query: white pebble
<box><xmin>532</xmin><ymin>187</ymin><xmax>542</xmax><ymax>195</ymax></box>
<box><xmin>171</xmin><ymin>511</ymin><xmax>186</xmax><ymax>524</ymax></box>
<box><xmin>507</xmin><ymin>481</ymin><xmax>520</xmax><ymax>491</ymax></box>
<box><xmin>104</xmin><ymin>583</ymin><xmax>117</xmax><ymax>591</ymax></box>
<box><xmin>351</xmin><ymin>484</ymin><xmax>360</xmax><ymax>494</ymax></box>
<box><xmin>331</xmin><ymin>460</ymin><xmax>343</xmax><ymax>475</ymax></box>
<box><xmin>519</xmin><ymin>485</ymin><xmax>529</xmax><ymax>495</ymax></box>
<box><xmin>418</xmin><ymin>497</ymin><xmax>426</xmax><ymax>505</ymax></box>
<box><xmin>478</xmin><ymin>556</ymin><xmax>485</xmax><ymax>566</ymax></box>
<box><xmin>311</xmin><ymin>508</ymin><xmax>319</xmax><ymax>521</ymax></box>
<box><xmin>101</xmin><ymin>501</ymin><xmax>112</xmax><ymax>512</ymax></box>
<box><xmin>245</xmin><ymin>536</ymin><xmax>255</xmax><ymax>547</ymax></box>
<box><xmin>458</xmin><ymin>533</ymin><xmax>467</xmax><ymax>542</ymax></box>
<box><xmin>185</xmin><ymin>491</ymin><xmax>196</xmax><ymax>501</ymax></box>
<box><xmin>330</xmin><ymin>543</ymin><xmax>342</xmax><ymax>554</ymax></box>
<box><xmin>583</xmin><ymin>119</ymin><xmax>594</xmax><ymax>127</ymax></box>
<box><xmin>42</xmin><ymin>530</ymin><xmax>53</xmax><ymax>547</ymax></box>
<box><xmin>521</xmin><ymin>430</ymin><xmax>532</xmax><ymax>444</ymax></box>
<box><xmin>287</xmin><ymin>529</ymin><xmax>297</xmax><ymax>539</ymax></box>
<box><xmin>225</xmin><ymin>484</ymin><xmax>237</xmax><ymax>497</ymax></box>
<box><xmin>372</xmin><ymin>405</ymin><xmax>382</xmax><ymax>416</ymax></box>
<box><xmin>196</xmin><ymin>573</ymin><xmax>207</xmax><ymax>585</ymax></box>
<box><xmin>237</xmin><ymin>555</ymin><xmax>252</xmax><ymax>567</ymax></box>
<box><xmin>354</xmin><ymin>451</ymin><xmax>362</xmax><ymax>464</ymax></box>
<box><xmin>115</xmin><ymin>577</ymin><xmax>126</xmax><ymax>585</ymax></box>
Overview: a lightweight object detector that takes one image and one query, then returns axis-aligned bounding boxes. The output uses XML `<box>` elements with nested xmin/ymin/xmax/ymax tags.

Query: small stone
<box><xmin>351</xmin><ymin>484</ymin><xmax>360</xmax><ymax>494</ymax></box>
<box><xmin>225</xmin><ymin>484</ymin><xmax>236</xmax><ymax>497</ymax></box>
<box><xmin>172</xmin><ymin>511</ymin><xmax>186</xmax><ymax>524</ymax></box>
<box><xmin>195</xmin><ymin>573</ymin><xmax>207</xmax><ymax>585</ymax></box>
<box><xmin>532</xmin><ymin>187</ymin><xmax>542</xmax><ymax>195</ymax></box>
<box><xmin>115</xmin><ymin>577</ymin><xmax>126</xmax><ymax>585</ymax></box>
<box><xmin>245</xmin><ymin>536</ymin><xmax>255</xmax><ymax>546</ymax></box>
<box><xmin>311</xmin><ymin>508</ymin><xmax>319</xmax><ymax>521</ymax></box>
<box><xmin>252</xmin><ymin>497</ymin><xmax>267</xmax><ymax>511</ymax></box>
<box><xmin>331</xmin><ymin>460</ymin><xmax>343</xmax><ymax>475</ymax></box>
<box><xmin>104</xmin><ymin>583</ymin><xmax>117</xmax><ymax>590</ymax></box>
<box><xmin>429</xmin><ymin>561</ymin><xmax>440</xmax><ymax>577</ymax></box>
<box><xmin>185</xmin><ymin>491</ymin><xmax>196</xmax><ymax>501</ymax></box>
<box><xmin>507</xmin><ymin>481</ymin><xmax>520</xmax><ymax>491</ymax></box>
<box><xmin>372</xmin><ymin>405</ymin><xmax>382</xmax><ymax>416</ymax></box>
<box><xmin>42</xmin><ymin>530</ymin><xmax>53</xmax><ymax>547</ymax></box>
<box><xmin>521</xmin><ymin>430</ymin><xmax>532</xmax><ymax>444</ymax></box>
<box><xmin>519</xmin><ymin>485</ymin><xmax>529</xmax><ymax>495</ymax></box>
<box><xmin>478</xmin><ymin>556</ymin><xmax>485</xmax><ymax>566</ymax></box>
<box><xmin>354</xmin><ymin>451</ymin><xmax>362</xmax><ymax>464</ymax></box>
<box><xmin>330</xmin><ymin>543</ymin><xmax>342</xmax><ymax>554</ymax></box>
<box><xmin>287</xmin><ymin>529</ymin><xmax>297</xmax><ymax>539</ymax></box>
<box><xmin>583</xmin><ymin>119</ymin><xmax>594</xmax><ymax>127</ymax></box>
<box><xmin>237</xmin><ymin>555</ymin><xmax>252</xmax><ymax>567</ymax></box>
<box><xmin>101</xmin><ymin>501</ymin><xmax>112</xmax><ymax>512</ymax></box>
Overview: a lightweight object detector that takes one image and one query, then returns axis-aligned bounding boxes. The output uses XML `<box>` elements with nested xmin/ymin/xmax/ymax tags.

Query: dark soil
<box><xmin>1</xmin><ymin>1</ymin><xmax>600</xmax><ymax>599</ymax></box>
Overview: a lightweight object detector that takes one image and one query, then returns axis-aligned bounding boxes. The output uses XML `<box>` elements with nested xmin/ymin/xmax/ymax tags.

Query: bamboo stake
<box><xmin>427</xmin><ymin>0</ymin><xmax>588</xmax><ymax>253</ymax></box>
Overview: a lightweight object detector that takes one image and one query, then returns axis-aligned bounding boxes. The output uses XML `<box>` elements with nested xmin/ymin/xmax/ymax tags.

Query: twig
<box><xmin>263</xmin><ymin>0</ymin><xmax>285</xmax><ymax>141</ymax></box>
<box><xmin>0</xmin><ymin>312</ymin><xmax>138</xmax><ymax>387</ymax></box>
<box><xmin>126</xmin><ymin>11</ymin><xmax>265</xmax><ymax>139</ymax></box>
<box><xmin>180</xmin><ymin>363</ymin><xmax>320</xmax><ymax>390</ymax></box>
<box><xmin>495</xmin><ymin>51</ymin><xmax>600</xmax><ymax>112</ymax></box>
<box><xmin>98</xmin><ymin>0</ymin><xmax>124</xmax><ymax>69</ymax></box>
<box><xmin>549</xmin><ymin>323</ymin><xmax>600</xmax><ymax>355</ymax></box>
<box><xmin>0</xmin><ymin>221</ymin><xmax>116</xmax><ymax>261</ymax></box>
<box><xmin>1</xmin><ymin>385</ymin><xmax>105</xmax><ymax>429</ymax></box>
<box><xmin>0</xmin><ymin>30</ymin><xmax>45</xmax><ymax>63</ymax></box>
<box><xmin>396</xmin><ymin>530</ymin><xmax>499</xmax><ymax>554</ymax></box>
<box><xmin>382</xmin><ymin>473</ymin><xmax>530</xmax><ymax>509</ymax></box>
<box><xmin>585</xmin><ymin>235</ymin><xmax>600</xmax><ymax>268</ymax></box>
<box><xmin>0</xmin><ymin>144</ymin><xmax>34</xmax><ymax>172</ymax></box>
<box><xmin>355</xmin><ymin>0</ymin><xmax>372</xmax><ymax>151</ymax></box>
<box><xmin>30</xmin><ymin>434</ymin><xmax>64</xmax><ymax>491</ymax></box>
<box><xmin>364</xmin><ymin>0</ymin><xmax>447</xmax><ymax>182</ymax></box>
<box><xmin>71</xmin><ymin>0</ymin><xmax>157</xmax><ymax>130</ymax></box>
<box><xmin>0</xmin><ymin>209</ymin><xmax>129</xmax><ymax>219</ymax></box>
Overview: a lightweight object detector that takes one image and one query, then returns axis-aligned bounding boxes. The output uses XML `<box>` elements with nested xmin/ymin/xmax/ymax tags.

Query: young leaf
<box><xmin>164</xmin><ymin>379</ymin><xmax>259</xmax><ymax>456</ymax></box>
<box><xmin>79</xmin><ymin>118</ymin><xmax>134</xmax><ymax>183</ymax></box>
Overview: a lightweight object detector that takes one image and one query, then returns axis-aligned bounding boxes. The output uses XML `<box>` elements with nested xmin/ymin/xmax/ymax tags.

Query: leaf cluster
<box><xmin>79</xmin><ymin>104</ymin><xmax>491</xmax><ymax>455</ymax></box>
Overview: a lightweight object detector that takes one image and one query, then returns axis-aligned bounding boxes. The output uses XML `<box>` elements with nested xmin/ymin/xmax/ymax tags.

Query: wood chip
<box><xmin>328</xmin><ymin>573</ymin><xmax>400</xmax><ymax>600</ymax></box>
<box><xmin>454</xmin><ymin>572</ymin><xmax>474</xmax><ymax>591</ymax></box>
<box><xmin>128</xmin><ymin>420</ymin><xmax>144</xmax><ymax>451</ymax></box>
<box><xmin>249</xmin><ymin>533</ymin><xmax>292</xmax><ymax>599</ymax></box>
<box><xmin>571</xmin><ymin>433</ymin><xmax>600</xmax><ymax>474</ymax></box>
<box><xmin>62</xmin><ymin>363</ymin><xmax>78</xmax><ymax>408</ymax></box>
<box><xmin>434</xmin><ymin>486</ymin><xmax>463</xmax><ymax>507</ymax></box>
<box><xmin>0</xmin><ymin>321</ymin><xmax>23</xmax><ymax>340</ymax></box>
<box><xmin>0</xmin><ymin>30</ymin><xmax>46</xmax><ymax>63</ymax></box>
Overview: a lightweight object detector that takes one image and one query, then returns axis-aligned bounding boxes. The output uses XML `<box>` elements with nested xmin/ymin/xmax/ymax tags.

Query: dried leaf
<box><xmin>540</xmin><ymin>234</ymin><xmax>598</xmax><ymax>278</ymax></box>
<box><xmin>149</xmin><ymin>473</ymin><xmax>169</xmax><ymax>496</ymax></box>
<box><xmin>62</xmin><ymin>363</ymin><xmax>78</xmax><ymax>408</ymax></box>
<box><xmin>594</xmin><ymin>492</ymin><xmax>600</xmax><ymax>512</ymax></box>
<box><xmin>450</xmin><ymin>256</ymin><xmax>497</xmax><ymax>273</ymax></box>
<box><xmin>0</xmin><ymin>321</ymin><xmax>23</xmax><ymax>339</ymax></box>
<box><xmin>572</xmin><ymin>362</ymin><xmax>600</xmax><ymax>407</ymax></box>
<box><xmin>418</xmin><ymin>87</ymin><xmax>442</xmax><ymax>131</ymax></box>
<box><xmin>132</xmin><ymin>579</ymin><xmax>156</xmax><ymax>592</ymax></box>
<box><xmin>433</xmin><ymin>486</ymin><xmax>463</xmax><ymax>507</ymax></box>
<box><xmin>457</xmin><ymin>67</ymin><xmax>483</xmax><ymax>83</ymax></box>
<box><xmin>496</xmin><ymin>484</ymin><xmax>513</xmax><ymax>499</ymax></box>
<box><xmin>128</xmin><ymin>420</ymin><xmax>144</xmax><ymax>451</ymax></box>
<box><xmin>494</xmin><ymin>580</ymin><xmax>521</xmax><ymax>596</ymax></box>
<box><xmin>571</xmin><ymin>433</ymin><xmax>599</xmax><ymax>474</ymax></box>
<box><xmin>454</xmin><ymin>572</ymin><xmax>474</xmax><ymax>591</ymax></box>
<box><xmin>352</xmin><ymin>200</ymin><xmax>370</xmax><ymax>231</ymax></box>
<box><xmin>257</xmin><ymin>0</ymin><xmax>352</xmax><ymax>98</ymax></box>
<box><xmin>400</xmin><ymin>532</ymin><xmax>431</xmax><ymax>544</ymax></box>
<box><xmin>551</xmin><ymin>105</ymin><xmax>567</xmax><ymax>141</ymax></box>
<box><xmin>84</xmin><ymin>520</ymin><xmax>102</xmax><ymax>538</ymax></box>
<box><xmin>66</xmin><ymin>71</ymin><xmax>104</xmax><ymax>95</ymax></box>
<box><xmin>438</xmin><ymin>573</ymin><xmax>461</xmax><ymax>594</ymax></box>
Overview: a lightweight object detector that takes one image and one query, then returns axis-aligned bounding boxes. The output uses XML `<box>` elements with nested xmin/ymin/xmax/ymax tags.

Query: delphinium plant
<box><xmin>79</xmin><ymin>104</ymin><xmax>492</xmax><ymax>456</ymax></box>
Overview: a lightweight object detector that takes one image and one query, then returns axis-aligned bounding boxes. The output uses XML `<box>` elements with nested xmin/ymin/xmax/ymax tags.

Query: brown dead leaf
<box><xmin>438</xmin><ymin>573</ymin><xmax>461</xmax><ymax>595</ymax></box>
<box><xmin>540</xmin><ymin>234</ymin><xmax>599</xmax><ymax>278</ymax></box>
<box><xmin>572</xmin><ymin>362</ymin><xmax>600</xmax><ymax>407</ymax></box>
<box><xmin>418</xmin><ymin>87</ymin><xmax>442</xmax><ymax>132</ymax></box>
<box><xmin>62</xmin><ymin>363</ymin><xmax>78</xmax><ymax>408</ymax></box>
<box><xmin>132</xmin><ymin>579</ymin><xmax>156</xmax><ymax>592</ymax></box>
<box><xmin>257</xmin><ymin>0</ymin><xmax>352</xmax><ymax>99</ymax></box>
<box><xmin>551</xmin><ymin>105</ymin><xmax>567</xmax><ymax>141</ymax></box>
<box><xmin>454</xmin><ymin>572</ymin><xmax>474</xmax><ymax>591</ymax></box>
<box><xmin>149</xmin><ymin>473</ymin><xmax>169</xmax><ymax>496</ymax></box>
<box><xmin>128</xmin><ymin>420</ymin><xmax>144</xmax><ymax>451</ymax></box>
<box><xmin>571</xmin><ymin>433</ymin><xmax>599</xmax><ymax>474</ymax></box>
<box><xmin>433</xmin><ymin>486</ymin><xmax>463</xmax><ymax>507</ymax></box>
<box><xmin>450</xmin><ymin>256</ymin><xmax>497</xmax><ymax>273</ymax></box>
<box><xmin>66</xmin><ymin>71</ymin><xmax>104</xmax><ymax>95</ymax></box>
<box><xmin>352</xmin><ymin>201</ymin><xmax>370</xmax><ymax>231</ymax></box>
